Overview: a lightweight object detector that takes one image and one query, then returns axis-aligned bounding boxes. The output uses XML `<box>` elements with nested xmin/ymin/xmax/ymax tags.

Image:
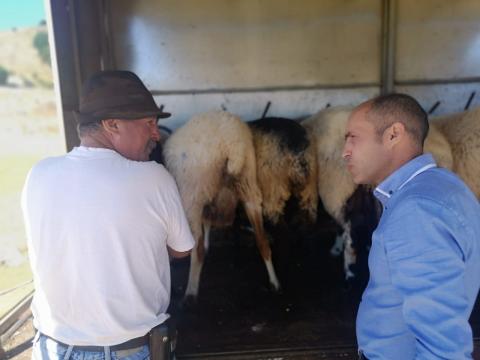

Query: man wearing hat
<box><xmin>22</xmin><ymin>70</ymin><xmax>195</xmax><ymax>359</ymax></box>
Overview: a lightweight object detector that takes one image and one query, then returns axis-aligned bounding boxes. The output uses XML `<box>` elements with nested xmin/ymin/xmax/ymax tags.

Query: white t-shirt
<box><xmin>22</xmin><ymin>146</ymin><xmax>195</xmax><ymax>346</ymax></box>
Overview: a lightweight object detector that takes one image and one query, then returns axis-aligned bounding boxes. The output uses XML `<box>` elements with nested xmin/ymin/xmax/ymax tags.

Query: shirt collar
<box><xmin>374</xmin><ymin>153</ymin><xmax>437</xmax><ymax>207</ymax></box>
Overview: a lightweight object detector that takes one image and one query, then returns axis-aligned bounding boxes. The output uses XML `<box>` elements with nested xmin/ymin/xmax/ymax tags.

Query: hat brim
<box><xmin>95</xmin><ymin>109</ymin><xmax>171</xmax><ymax>120</ymax></box>
<box><xmin>74</xmin><ymin>109</ymin><xmax>171</xmax><ymax>125</ymax></box>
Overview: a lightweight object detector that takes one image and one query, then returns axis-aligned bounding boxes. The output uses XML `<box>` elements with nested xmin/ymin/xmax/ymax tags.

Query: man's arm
<box><xmin>168</xmin><ymin>246</ymin><xmax>191</xmax><ymax>258</ymax></box>
<box><xmin>384</xmin><ymin>197</ymin><xmax>472</xmax><ymax>359</ymax></box>
<box><xmin>160</xmin><ymin>170</ymin><xmax>196</xmax><ymax>254</ymax></box>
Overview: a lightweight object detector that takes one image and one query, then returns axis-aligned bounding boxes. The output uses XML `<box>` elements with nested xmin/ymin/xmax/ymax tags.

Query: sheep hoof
<box><xmin>345</xmin><ymin>269</ymin><xmax>355</xmax><ymax>280</ymax></box>
<box><xmin>270</xmin><ymin>283</ymin><xmax>283</xmax><ymax>295</ymax></box>
<box><xmin>330</xmin><ymin>247</ymin><xmax>342</xmax><ymax>257</ymax></box>
<box><xmin>329</xmin><ymin>235</ymin><xmax>344</xmax><ymax>257</ymax></box>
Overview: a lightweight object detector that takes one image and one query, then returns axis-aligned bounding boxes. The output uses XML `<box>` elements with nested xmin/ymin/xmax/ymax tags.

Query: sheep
<box><xmin>162</xmin><ymin>111</ymin><xmax>280</xmax><ymax>300</ymax></box>
<box><xmin>303</xmin><ymin>105</ymin><xmax>477</xmax><ymax>279</ymax></box>
<box><xmin>248</xmin><ymin>117</ymin><xmax>318</xmax><ymax>227</ymax></box>
<box><xmin>431</xmin><ymin>107</ymin><xmax>480</xmax><ymax>197</ymax></box>
<box><xmin>302</xmin><ymin>108</ymin><xmax>359</xmax><ymax>279</ymax></box>
<box><xmin>246</xmin><ymin>117</ymin><xmax>318</xmax><ymax>284</ymax></box>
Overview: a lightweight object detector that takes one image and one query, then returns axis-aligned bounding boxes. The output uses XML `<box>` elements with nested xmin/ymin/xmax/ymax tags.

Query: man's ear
<box><xmin>384</xmin><ymin>122</ymin><xmax>405</xmax><ymax>147</ymax></box>
<box><xmin>102</xmin><ymin>119</ymin><xmax>120</xmax><ymax>135</ymax></box>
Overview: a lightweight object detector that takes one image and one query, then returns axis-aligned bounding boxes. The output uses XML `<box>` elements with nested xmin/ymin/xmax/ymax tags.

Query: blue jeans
<box><xmin>32</xmin><ymin>333</ymin><xmax>150</xmax><ymax>360</ymax></box>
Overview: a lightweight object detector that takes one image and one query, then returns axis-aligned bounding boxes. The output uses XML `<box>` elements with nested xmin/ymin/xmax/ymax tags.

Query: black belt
<box><xmin>39</xmin><ymin>332</ymin><xmax>149</xmax><ymax>352</ymax></box>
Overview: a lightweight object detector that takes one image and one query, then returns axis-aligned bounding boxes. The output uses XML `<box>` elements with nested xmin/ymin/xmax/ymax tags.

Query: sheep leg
<box><xmin>342</xmin><ymin>222</ymin><xmax>356</xmax><ymax>280</ymax></box>
<box><xmin>203</xmin><ymin>222</ymin><xmax>211</xmax><ymax>252</ymax></box>
<box><xmin>184</xmin><ymin>224</ymin><xmax>206</xmax><ymax>299</ymax></box>
<box><xmin>329</xmin><ymin>221</ymin><xmax>356</xmax><ymax>279</ymax></box>
<box><xmin>244</xmin><ymin>201</ymin><xmax>281</xmax><ymax>291</ymax></box>
<box><xmin>330</xmin><ymin>216</ymin><xmax>348</xmax><ymax>257</ymax></box>
<box><xmin>330</xmin><ymin>233</ymin><xmax>344</xmax><ymax>256</ymax></box>
<box><xmin>234</xmin><ymin>146</ymin><xmax>280</xmax><ymax>291</ymax></box>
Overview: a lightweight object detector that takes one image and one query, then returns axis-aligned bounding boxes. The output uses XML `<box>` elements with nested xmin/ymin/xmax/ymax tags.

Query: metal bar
<box><xmin>0</xmin><ymin>281</ymin><xmax>33</xmax><ymax>297</ymax></box>
<box><xmin>43</xmin><ymin>0</ymin><xmax>68</xmax><ymax>153</ymax></box>
<box><xmin>396</xmin><ymin>77</ymin><xmax>480</xmax><ymax>86</ymax></box>
<box><xmin>151</xmin><ymin>76</ymin><xmax>480</xmax><ymax>97</ymax></box>
<box><xmin>428</xmin><ymin>101</ymin><xmax>441</xmax><ymax>115</ymax></box>
<box><xmin>46</xmin><ymin>0</ymin><xmax>82</xmax><ymax>151</ymax></box>
<box><xmin>178</xmin><ymin>344</ymin><xmax>358</xmax><ymax>359</ymax></box>
<box><xmin>68</xmin><ymin>0</ymin><xmax>83</xmax><ymax>95</ymax></box>
<box><xmin>261</xmin><ymin>101</ymin><xmax>272</xmax><ymax>118</ymax></box>
<box><xmin>0</xmin><ymin>291</ymin><xmax>33</xmax><ymax>337</ymax></box>
<box><xmin>0</xmin><ymin>307</ymin><xmax>32</xmax><ymax>345</ymax></box>
<box><xmin>465</xmin><ymin>91</ymin><xmax>476</xmax><ymax>110</ymax></box>
<box><xmin>100</xmin><ymin>0</ymin><xmax>116</xmax><ymax>70</ymax></box>
<box><xmin>381</xmin><ymin>0</ymin><xmax>397</xmax><ymax>94</ymax></box>
<box><xmin>149</xmin><ymin>82</ymin><xmax>380</xmax><ymax>96</ymax></box>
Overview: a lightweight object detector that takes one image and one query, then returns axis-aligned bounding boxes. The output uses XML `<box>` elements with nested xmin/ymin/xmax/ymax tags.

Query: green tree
<box><xmin>0</xmin><ymin>66</ymin><xmax>8</xmax><ymax>85</ymax></box>
<box><xmin>33</xmin><ymin>31</ymin><xmax>51</xmax><ymax>66</ymax></box>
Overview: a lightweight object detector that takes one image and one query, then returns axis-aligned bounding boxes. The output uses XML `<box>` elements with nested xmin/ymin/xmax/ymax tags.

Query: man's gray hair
<box><xmin>367</xmin><ymin>93</ymin><xmax>429</xmax><ymax>147</ymax></box>
<box><xmin>77</xmin><ymin>120</ymin><xmax>103</xmax><ymax>138</ymax></box>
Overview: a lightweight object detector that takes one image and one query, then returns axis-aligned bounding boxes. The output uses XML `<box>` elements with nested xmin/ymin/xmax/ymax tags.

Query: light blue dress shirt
<box><xmin>357</xmin><ymin>153</ymin><xmax>480</xmax><ymax>359</ymax></box>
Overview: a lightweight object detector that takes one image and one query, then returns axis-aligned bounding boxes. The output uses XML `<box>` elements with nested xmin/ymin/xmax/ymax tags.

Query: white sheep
<box><xmin>163</xmin><ymin>111</ymin><xmax>280</xmax><ymax>299</ymax></box>
<box><xmin>431</xmin><ymin>107</ymin><xmax>480</xmax><ymax>197</ymax></box>
<box><xmin>303</xmin><ymin>105</ymin><xmax>477</xmax><ymax>279</ymax></box>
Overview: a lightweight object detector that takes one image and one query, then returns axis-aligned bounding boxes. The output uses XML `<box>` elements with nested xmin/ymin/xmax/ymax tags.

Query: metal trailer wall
<box><xmin>46</xmin><ymin>0</ymin><xmax>480</xmax><ymax>149</ymax></box>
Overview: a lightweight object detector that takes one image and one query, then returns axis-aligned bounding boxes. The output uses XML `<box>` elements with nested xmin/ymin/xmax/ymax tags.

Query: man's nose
<box><xmin>342</xmin><ymin>145</ymin><xmax>351</xmax><ymax>161</ymax></box>
<box><xmin>151</xmin><ymin>125</ymin><xmax>161</xmax><ymax>142</ymax></box>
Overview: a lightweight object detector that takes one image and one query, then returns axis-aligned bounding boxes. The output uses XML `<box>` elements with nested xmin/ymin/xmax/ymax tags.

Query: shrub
<box><xmin>0</xmin><ymin>66</ymin><xmax>9</xmax><ymax>85</ymax></box>
<box><xmin>33</xmin><ymin>31</ymin><xmax>51</xmax><ymax>66</ymax></box>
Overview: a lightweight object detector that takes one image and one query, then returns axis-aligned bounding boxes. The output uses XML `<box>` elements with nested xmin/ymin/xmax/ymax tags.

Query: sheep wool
<box><xmin>163</xmin><ymin>111</ymin><xmax>280</xmax><ymax>299</ymax></box>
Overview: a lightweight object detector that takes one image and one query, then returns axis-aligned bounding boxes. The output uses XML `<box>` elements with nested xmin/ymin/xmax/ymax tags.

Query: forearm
<box><xmin>168</xmin><ymin>246</ymin><xmax>191</xmax><ymax>258</ymax></box>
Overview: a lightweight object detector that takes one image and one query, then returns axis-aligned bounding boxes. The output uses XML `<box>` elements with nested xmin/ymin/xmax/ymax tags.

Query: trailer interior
<box><xmin>23</xmin><ymin>0</ymin><xmax>480</xmax><ymax>358</ymax></box>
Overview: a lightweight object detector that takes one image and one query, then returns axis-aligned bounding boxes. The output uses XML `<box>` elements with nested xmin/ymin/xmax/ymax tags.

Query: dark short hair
<box><xmin>367</xmin><ymin>93</ymin><xmax>429</xmax><ymax>146</ymax></box>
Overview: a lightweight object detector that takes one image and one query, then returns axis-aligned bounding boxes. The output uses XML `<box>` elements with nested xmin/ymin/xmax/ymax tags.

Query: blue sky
<box><xmin>0</xmin><ymin>0</ymin><xmax>46</xmax><ymax>31</ymax></box>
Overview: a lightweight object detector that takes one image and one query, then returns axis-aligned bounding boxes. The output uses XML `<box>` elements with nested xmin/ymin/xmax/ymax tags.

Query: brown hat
<box><xmin>74</xmin><ymin>70</ymin><xmax>170</xmax><ymax>125</ymax></box>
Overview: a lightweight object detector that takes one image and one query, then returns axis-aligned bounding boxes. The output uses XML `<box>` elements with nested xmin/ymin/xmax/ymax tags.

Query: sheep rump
<box><xmin>248</xmin><ymin>117</ymin><xmax>318</xmax><ymax>226</ymax></box>
<box><xmin>163</xmin><ymin>111</ymin><xmax>280</xmax><ymax>299</ymax></box>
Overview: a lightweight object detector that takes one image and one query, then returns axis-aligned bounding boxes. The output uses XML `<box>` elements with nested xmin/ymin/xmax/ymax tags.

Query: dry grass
<box><xmin>0</xmin><ymin>26</ymin><xmax>53</xmax><ymax>87</ymax></box>
<box><xmin>0</xmin><ymin>86</ymin><xmax>64</xmax><ymax>319</ymax></box>
<box><xmin>0</xmin><ymin>23</ymin><xmax>63</xmax><ymax>322</ymax></box>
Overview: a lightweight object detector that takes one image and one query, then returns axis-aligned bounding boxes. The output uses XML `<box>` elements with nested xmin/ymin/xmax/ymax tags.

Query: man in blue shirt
<box><xmin>342</xmin><ymin>93</ymin><xmax>480</xmax><ymax>359</ymax></box>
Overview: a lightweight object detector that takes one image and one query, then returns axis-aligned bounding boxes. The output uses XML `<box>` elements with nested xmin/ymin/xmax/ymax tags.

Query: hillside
<box><xmin>0</xmin><ymin>26</ymin><xmax>62</xmax><ymax>319</ymax></box>
<box><xmin>0</xmin><ymin>25</ymin><xmax>53</xmax><ymax>87</ymax></box>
